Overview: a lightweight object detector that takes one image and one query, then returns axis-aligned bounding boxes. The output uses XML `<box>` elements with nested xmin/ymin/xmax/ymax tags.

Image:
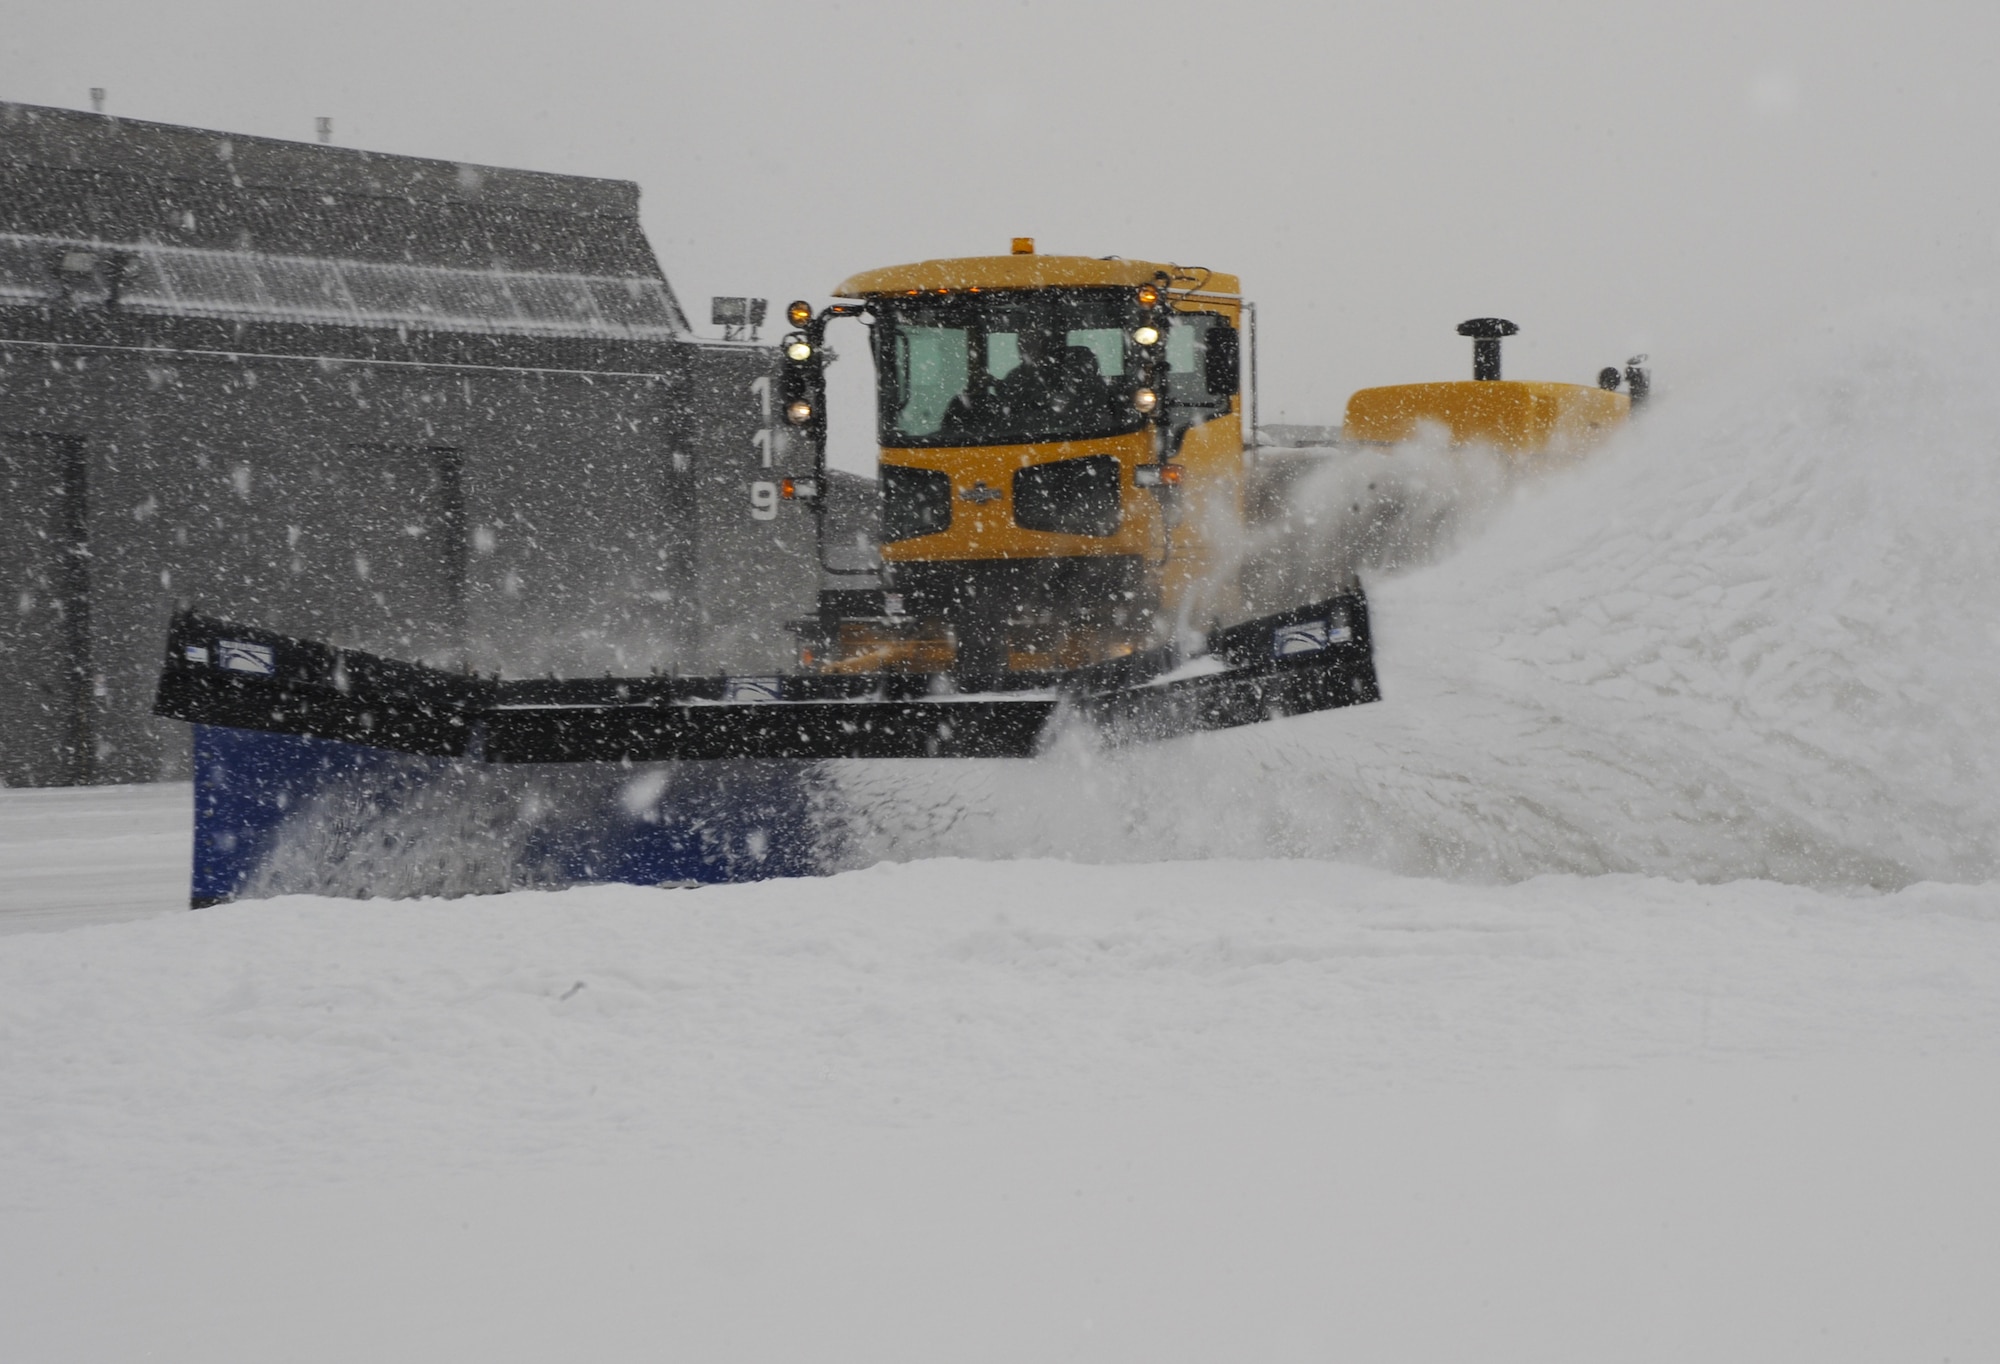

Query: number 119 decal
<box><xmin>749</xmin><ymin>373</ymin><xmax>779</xmax><ymax>516</ymax></box>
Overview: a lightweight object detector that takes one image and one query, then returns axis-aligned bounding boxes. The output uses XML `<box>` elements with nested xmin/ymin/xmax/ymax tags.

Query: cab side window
<box><xmin>1165</xmin><ymin>313</ymin><xmax>1239</xmax><ymax>421</ymax></box>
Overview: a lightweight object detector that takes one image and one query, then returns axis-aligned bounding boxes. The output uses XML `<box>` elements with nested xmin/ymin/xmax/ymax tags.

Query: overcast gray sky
<box><xmin>4</xmin><ymin>0</ymin><xmax>1996</xmax><ymax>426</ymax></box>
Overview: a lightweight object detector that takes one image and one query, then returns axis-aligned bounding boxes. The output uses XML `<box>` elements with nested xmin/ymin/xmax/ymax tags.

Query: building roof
<box><xmin>0</xmin><ymin>102</ymin><xmax>688</xmax><ymax>338</ymax></box>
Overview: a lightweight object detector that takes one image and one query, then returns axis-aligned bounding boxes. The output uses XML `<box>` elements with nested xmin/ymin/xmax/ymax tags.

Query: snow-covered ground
<box><xmin>0</xmin><ymin>780</ymin><xmax>189</xmax><ymax>934</ymax></box>
<box><xmin>5</xmin><ymin>297</ymin><xmax>2000</xmax><ymax>1362</ymax></box>
<box><xmin>3</xmin><ymin>848</ymin><xmax>1998</xmax><ymax>1363</ymax></box>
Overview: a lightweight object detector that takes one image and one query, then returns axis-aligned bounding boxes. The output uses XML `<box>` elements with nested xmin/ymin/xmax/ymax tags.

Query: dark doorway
<box><xmin>0</xmin><ymin>433</ymin><xmax>94</xmax><ymax>784</ymax></box>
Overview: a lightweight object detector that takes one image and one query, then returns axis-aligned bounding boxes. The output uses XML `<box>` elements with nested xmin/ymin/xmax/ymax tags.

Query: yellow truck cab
<box><xmin>784</xmin><ymin>241</ymin><xmax>1247</xmax><ymax>682</ymax></box>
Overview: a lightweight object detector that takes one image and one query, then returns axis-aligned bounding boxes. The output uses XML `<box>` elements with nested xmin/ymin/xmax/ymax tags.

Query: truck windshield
<box><xmin>872</xmin><ymin>288</ymin><xmax>1148</xmax><ymax>448</ymax></box>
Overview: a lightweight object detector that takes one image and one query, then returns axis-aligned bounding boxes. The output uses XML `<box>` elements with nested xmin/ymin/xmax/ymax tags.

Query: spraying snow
<box><xmin>829</xmin><ymin>299</ymin><xmax>2000</xmax><ymax>887</ymax></box>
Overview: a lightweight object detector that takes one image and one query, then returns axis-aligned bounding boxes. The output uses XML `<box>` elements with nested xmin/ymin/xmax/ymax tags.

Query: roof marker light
<box><xmin>786</xmin><ymin>300</ymin><xmax>813</xmax><ymax>327</ymax></box>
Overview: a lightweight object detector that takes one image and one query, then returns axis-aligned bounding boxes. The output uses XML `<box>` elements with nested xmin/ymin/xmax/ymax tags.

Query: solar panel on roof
<box><xmin>0</xmin><ymin>233</ymin><xmax>687</xmax><ymax>340</ymax></box>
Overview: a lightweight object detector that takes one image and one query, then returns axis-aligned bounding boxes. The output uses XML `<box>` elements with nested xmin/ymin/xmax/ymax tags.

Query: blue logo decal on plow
<box><xmin>724</xmin><ymin>676</ymin><xmax>783</xmax><ymax>703</ymax></box>
<box><xmin>217</xmin><ymin>639</ymin><xmax>276</xmax><ymax>674</ymax></box>
<box><xmin>1272</xmin><ymin>619</ymin><xmax>1353</xmax><ymax>659</ymax></box>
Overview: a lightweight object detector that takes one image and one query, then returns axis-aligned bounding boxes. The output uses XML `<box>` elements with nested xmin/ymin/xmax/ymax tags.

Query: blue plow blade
<box><xmin>190</xmin><ymin>724</ymin><xmax>822</xmax><ymax>907</ymax></box>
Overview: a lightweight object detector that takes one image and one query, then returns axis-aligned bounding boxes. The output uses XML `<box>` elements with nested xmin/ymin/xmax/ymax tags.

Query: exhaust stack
<box><xmin>1624</xmin><ymin>355</ymin><xmax>1651</xmax><ymax>408</ymax></box>
<box><xmin>1457</xmin><ymin>317</ymin><xmax>1519</xmax><ymax>381</ymax></box>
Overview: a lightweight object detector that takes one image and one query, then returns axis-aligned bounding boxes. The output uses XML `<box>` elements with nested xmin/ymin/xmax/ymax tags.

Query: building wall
<box><xmin>0</xmin><ymin>332</ymin><xmax>816</xmax><ymax>785</ymax></box>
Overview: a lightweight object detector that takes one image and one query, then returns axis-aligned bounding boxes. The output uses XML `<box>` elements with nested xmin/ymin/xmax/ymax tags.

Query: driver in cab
<box><xmin>946</xmin><ymin>326</ymin><xmax>1118</xmax><ymax>436</ymax></box>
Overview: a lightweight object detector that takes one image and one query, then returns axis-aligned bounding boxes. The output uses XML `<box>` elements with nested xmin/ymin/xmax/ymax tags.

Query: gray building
<box><xmin>0</xmin><ymin>102</ymin><xmax>822</xmax><ymax>786</ymax></box>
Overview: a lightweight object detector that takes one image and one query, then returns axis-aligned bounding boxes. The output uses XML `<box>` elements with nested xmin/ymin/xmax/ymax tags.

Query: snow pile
<box><xmin>5</xmin><ymin>860</ymin><xmax>1999</xmax><ymax>1197</ymax></box>
<box><xmin>4</xmin><ymin>856</ymin><xmax>1999</xmax><ymax>1362</ymax></box>
<box><xmin>831</xmin><ymin>299</ymin><xmax>2000</xmax><ymax>886</ymax></box>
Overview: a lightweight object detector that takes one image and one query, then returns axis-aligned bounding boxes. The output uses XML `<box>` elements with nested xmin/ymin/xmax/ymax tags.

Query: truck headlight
<box><xmin>1133</xmin><ymin>388</ymin><xmax>1159</xmax><ymax>414</ymax></box>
